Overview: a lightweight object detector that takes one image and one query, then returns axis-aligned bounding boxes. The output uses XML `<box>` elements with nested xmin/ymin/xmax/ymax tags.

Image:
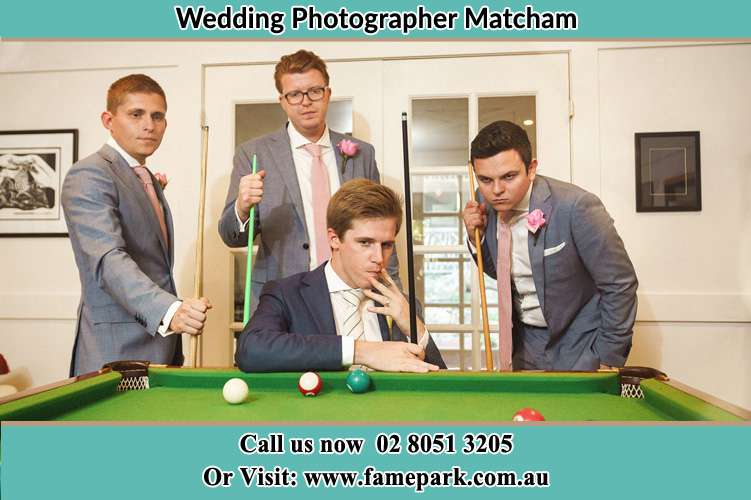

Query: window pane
<box><xmin>235</xmin><ymin>100</ymin><xmax>352</xmax><ymax>147</ymax></box>
<box><xmin>412</xmin><ymin>98</ymin><xmax>469</xmax><ymax>167</ymax></box>
<box><xmin>425</xmin><ymin>306</ymin><xmax>459</xmax><ymax>324</ymax></box>
<box><xmin>416</xmin><ymin>253</ymin><xmax>473</xmax><ymax>327</ymax></box>
<box><xmin>478</xmin><ymin>96</ymin><xmax>537</xmax><ymax>159</ymax></box>
<box><xmin>412</xmin><ymin>174</ymin><xmax>468</xmax><ymax>246</ymax></box>
<box><xmin>432</xmin><ymin>332</ymin><xmax>467</xmax><ymax>370</ymax></box>
<box><xmin>419</xmin><ymin>255</ymin><xmax>459</xmax><ymax>304</ymax></box>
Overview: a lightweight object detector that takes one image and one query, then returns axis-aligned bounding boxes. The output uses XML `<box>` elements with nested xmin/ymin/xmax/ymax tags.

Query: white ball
<box><xmin>222</xmin><ymin>378</ymin><xmax>249</xmax><ymax>404</ymax></box>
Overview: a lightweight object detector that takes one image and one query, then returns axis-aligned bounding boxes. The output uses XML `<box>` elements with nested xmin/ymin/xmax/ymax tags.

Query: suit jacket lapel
<box><xmin>329</xmin><ymin>130</ymin><xmax>347</xmax><ymax>183</ymax></box>
<box><xmin>271</xmin><ymin>126</ymin><xmax>307</xmax><ymax>228</ymax></box>
<box><xmin>300</xmin><ymin>265</ymin><xmax>337</xmax><ymax>335</ymax></box>
<box><xmin>528</xmin><ymin>176</ymin><xmax>552</xmax><ymax>314</ymax></box>
<box><xmin>152</xmin><ymin>179</ymin><xmax>174</xmax><ymax>265</ymax></box>
<box><xmin>101</xmin><ymin>145</ymin><xmax>170</xmax><ymax>264</ymax></box>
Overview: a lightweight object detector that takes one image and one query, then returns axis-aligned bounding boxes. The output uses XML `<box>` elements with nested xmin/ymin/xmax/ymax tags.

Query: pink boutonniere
<box><xmin>526</xmin><ymin>209</ymin><xmax>546</xmax><ymax>234</ymax></box>
<box><xmin>336</xmin><ymin>139</ymin><xmax>359</xmax><ymax>174</ymax></box>
<box><xmin>153</xmin><ymin>172</ymin><xmax>168</xmax><ymax>190</ymax></box>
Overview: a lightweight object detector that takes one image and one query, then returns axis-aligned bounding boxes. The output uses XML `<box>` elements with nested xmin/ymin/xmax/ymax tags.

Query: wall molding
<box><xmin>636</xmin><ymin>292</ymin><xmax>751</xmax><ymax>323</ymax></box>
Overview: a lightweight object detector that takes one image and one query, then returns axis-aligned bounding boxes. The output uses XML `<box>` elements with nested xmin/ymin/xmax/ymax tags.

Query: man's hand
<box><xmin>169</xmin><ymin>297</ymin><xmax>212</xmax><ymax>335</ymax></box>
<box><xmin>364</xmin><ymin>270</ymin><xmax>427</xmax><ymax>344</ymax></box>
<box><xmin>354</xmin><ymin>341</ymin><xmax>439</xmax><ymax>373</ymax></box>
<box><xmin>462</xmin><ymin>200</ymin><xmax>487</xmax><ymax>239</ymax></box>
<box><xmin>236</xmin><ymin>170</ymin><xmax>266</xmax><ymax>221</ymax></box>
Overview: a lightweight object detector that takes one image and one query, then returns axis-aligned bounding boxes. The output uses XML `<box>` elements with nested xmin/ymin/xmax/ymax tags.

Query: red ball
<box><xmin>298</xmin><ymin>372</ymin><xmax>322</xmax><ymax>397</ymax></box>
<box><xmin>512</xmin><ymin>407</ymin><xmax>545</xmax><ymax>421</ymax></box>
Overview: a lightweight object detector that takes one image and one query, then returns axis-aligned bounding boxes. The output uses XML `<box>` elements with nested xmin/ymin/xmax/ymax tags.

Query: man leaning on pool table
<box><xmin>235</xmin><ymin>179</ymin><xmax>446</xmax><ymax>373</ymax></box>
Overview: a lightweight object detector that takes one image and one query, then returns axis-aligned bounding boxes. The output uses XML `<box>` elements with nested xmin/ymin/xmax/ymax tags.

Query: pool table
<box><xmin>0</xmin><ymin>363</ymin><xmax>746</xmax><ymax>422</ymax></box>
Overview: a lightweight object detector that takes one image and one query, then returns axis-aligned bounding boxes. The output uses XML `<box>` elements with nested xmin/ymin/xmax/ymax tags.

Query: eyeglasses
<box><xmin>282</xmin><ymin>86</ymin><xmax>328</xmax><ymax>104</ymax></box>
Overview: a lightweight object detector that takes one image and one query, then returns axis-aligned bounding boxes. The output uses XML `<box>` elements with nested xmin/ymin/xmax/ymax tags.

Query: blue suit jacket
<box><xmin>235</xmin><ymin>264</ymin><xmax>446</xmax><ymax>372</ymax></box>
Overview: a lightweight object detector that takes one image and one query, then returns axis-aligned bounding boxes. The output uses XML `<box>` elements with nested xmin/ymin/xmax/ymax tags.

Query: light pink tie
<box><xmin>303</xmin><ymin>143</ymin><xmax>331</xmax><ymax>265</ymax></box>
<box><xmin>497</xmin><ymin>219</ymin><xmax>513</xmax><ymax>371</ymax></box>
<box><xmin>133</xmin><ymin>166</ymin><xmax>169</xmax><ymax>248</ymax></box>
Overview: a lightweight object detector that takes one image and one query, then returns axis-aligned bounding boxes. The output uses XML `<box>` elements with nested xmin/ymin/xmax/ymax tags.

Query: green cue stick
<box><xmin>242</xmin><ymin>154</ymin><xmax>258</xmax><ymax>326</ymax></box>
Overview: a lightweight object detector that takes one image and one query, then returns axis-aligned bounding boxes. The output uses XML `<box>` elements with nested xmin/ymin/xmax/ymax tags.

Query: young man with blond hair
<box><xmin>218</xmin><ymin>50</ymin><xmax>400</xmax><ymax>317</ymax></box>
<box><xmin>235</xmin><ymin>179</ymin><xmax>445</xmax><ymax>373</ymax></box>
<box><xmin>62</xmin><ymin>74</ymin><xmax>210</xmax><ymax>375</ymax></box>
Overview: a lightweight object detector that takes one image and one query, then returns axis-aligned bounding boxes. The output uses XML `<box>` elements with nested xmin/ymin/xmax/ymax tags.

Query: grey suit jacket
<box><xmin>472</xmin><ymin>175</ymin><xmax>638</xmax><ymax>370</ymax></box>
<box><xmin>218</xmin><ymin>125</ymin><xmax>401</xmax><ymax>316</ymax></box>
<box><xmin>62</xmin><ymin>144</ymin><xmax>181</xmax><ymax>376</ymax></box>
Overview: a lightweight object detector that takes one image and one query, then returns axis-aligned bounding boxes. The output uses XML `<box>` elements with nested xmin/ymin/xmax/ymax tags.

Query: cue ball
<box><xmin>512</xmin><ymin>407</ymin><xmax>545</xmax><ymax>421</ymax></box>
<box><xmin>346</xmin><ymin>369</ymin><xmax>371</xmax><ymax>394</ymax></box>
<box><xmin>298</xmin><ymin>372</ymin><xmax>323</xmax><ymax>396</ymax></box>
<box><xmin>222</xmin><ymin>378</ymin><xmax>249</xmax><ymax>404</ymax></box>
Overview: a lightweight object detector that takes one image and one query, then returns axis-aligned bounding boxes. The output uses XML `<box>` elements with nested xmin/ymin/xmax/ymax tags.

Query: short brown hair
<box><xmin>107</xmin><ymin>74</ymin><xmax>167</xmax><ymax>112</ymax></box>
<box><xmin>274</xmin><ymin>50</ymin><xmax>330</xmax><ymax>93</ymax></box>
<box><xmin>327</xmin><ymin>179</ymin><xmax>403</xmax><ymax>238</ymax></box>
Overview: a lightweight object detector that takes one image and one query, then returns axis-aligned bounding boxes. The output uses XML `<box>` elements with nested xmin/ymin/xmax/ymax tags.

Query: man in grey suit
<box><xmin>463</xmin><ymin>121</ymin><xmax>637</xmax><ymax>371</ymax></box>
<box><xmin>63</xmin><ymin>74</ymin><xmax>210</xmax><ymax>376</ymax></box>
<box><xmin>218</xmin><ymin>50</ymin><xmax>400</xmax><ymax>316</ymax></box>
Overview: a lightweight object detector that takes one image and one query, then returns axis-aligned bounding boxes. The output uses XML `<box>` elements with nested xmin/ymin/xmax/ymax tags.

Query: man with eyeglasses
<box><xmin>219</xmin><ymin>49</ymin><xmax>400</xmax><ymax>317</ymax></box>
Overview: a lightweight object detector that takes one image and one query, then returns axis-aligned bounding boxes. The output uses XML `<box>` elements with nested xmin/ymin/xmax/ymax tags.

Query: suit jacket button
<box><xmin>302</xmin><ymin>243</ymin><xmax>309</xmax><ymax>250</ymax></box>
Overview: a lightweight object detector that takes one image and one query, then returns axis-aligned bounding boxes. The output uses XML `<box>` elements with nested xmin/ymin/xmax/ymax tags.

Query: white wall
<box><xmin>0</xmin><ymin>41</ymin><xmax>748</xmax><ymax>410</ymax></box>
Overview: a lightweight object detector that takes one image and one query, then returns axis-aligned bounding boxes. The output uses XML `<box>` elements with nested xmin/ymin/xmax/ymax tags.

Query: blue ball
<box><xmin>346</xmin><ymin>369</ymin><xmax>371</xmax><ymax>394</ymax></box>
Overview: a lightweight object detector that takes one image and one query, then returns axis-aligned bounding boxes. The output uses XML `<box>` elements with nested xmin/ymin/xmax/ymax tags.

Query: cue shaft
<box><xmin>401</xmin><ymin>112</ymin><xmax>418</xmax><ymax>344</ymax></box>
<box><xmin>190</xmin><ymin>125</ymin><xmax>210</xmax><ymax>368</ymax></box>
<box><xmin>467</xmin><ymin>162</ymin><xmax>494</xmax><ymax>371</ymax></box>
<box><xmin>242</xmin><ymin>155</ymin><xmax>258</xmax><ymax>326</ymax></box>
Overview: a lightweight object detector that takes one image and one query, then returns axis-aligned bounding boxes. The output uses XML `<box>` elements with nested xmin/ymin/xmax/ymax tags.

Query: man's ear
<box><xmin>327</xmin><ymin>227</ymin><xmax>340</xmax><ymax>251</ymax></box>
<box><xmin>101</xmin><ymin>111</ymin><xmax>113</xmax><ymax>130</ymax></box>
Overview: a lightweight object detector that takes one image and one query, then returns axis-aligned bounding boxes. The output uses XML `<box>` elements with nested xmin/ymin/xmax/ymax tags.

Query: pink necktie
<box><xmin>496</xmin><ymin>219</ymin><xmax>513</xmax><ymax>371</ymax></box>
<box><xmin>133</xmin><ymin>166</ymin><xmax>169</xmax><ymax>248</ymax></box>
<box><xmin>302</xmin><ymin>143</ymin><xmax>331</xmax><ymax>265</ymax></box>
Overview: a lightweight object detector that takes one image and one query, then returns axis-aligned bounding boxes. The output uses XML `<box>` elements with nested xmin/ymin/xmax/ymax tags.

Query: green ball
<box><xmin>346</xmin><ymin>369</ymin><xmax>371</xmax><ymax>394</ymax></box>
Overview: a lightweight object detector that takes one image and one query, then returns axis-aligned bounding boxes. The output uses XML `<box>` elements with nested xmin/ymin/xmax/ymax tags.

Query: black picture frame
<box><xmin>635</xmin><ymin>131</ymin><xmax>701</xmax><ymax>212</ymax></box>
<box><xmin>0</xmin><ymin>129</ymin><xmax>78</xmax><ymax>237</ymax></box>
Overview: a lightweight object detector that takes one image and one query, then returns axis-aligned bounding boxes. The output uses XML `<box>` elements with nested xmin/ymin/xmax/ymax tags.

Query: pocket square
<box><xmin>543</xmin><ymin>242</ymin><xmax>566</xmax><ymax>257</ymax></box>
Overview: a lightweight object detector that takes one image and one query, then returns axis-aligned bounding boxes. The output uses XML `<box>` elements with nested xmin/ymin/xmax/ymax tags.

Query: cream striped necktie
<box><xmin>338</xmin><ymin>289</ymin><xmax>366</xmax><ymax>340</ymax></box>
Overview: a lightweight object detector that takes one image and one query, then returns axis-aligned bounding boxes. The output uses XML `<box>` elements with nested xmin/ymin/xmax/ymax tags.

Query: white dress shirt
<box><xmin>106</xmin><ymin>136</ymin><xmax>180</xmax><ymax>336</ymax></box>
<box><xmin>325</xmin><ymin>262</ymin><xmax>383</xmax><ymax>366</ymax></box>
<box><xmin>236</xmin><ymin>122</ymin><xmax>340</xmax><ymax>269</ymax></box>
<box><xmin>469</xmin><ymin>183</ymin><xmax>547</xmax><ymax>327</ymax></box>
<box><xmin>504</xmin><ymin>185</ymin><xmax>547</xmax><ymax>327</ymax></box>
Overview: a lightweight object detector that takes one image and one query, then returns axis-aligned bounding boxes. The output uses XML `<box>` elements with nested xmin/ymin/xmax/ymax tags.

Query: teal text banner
<box><xmin>2</xmin><ymin>423</ymin><xmax>750</xmax><ymax>499</ymax></box>
<box><xmin>1</xmin><ymin>1</ymin><xmax>750</xmax><ymax>39</ymax></box>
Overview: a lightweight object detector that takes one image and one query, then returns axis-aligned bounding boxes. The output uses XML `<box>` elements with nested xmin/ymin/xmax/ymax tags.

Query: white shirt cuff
<box><xmin>341</xmin><ymin>336</ymin><xmax>355</xmax><ymax>366</ymax></box>
<box><xmin>158</xmin><ymin>300</ymin><xmax>182</xmax><ymax>337</ymax></box>
<box><xmin>235</xmin><ymin>202</ymin><xmax>250</xmax><ymax>232</ymax></box>
<box><xmin>467</xmin><ymin>235</ymin><xmax>486</xmax><ymax>252</ymax></box>
<box><xmin>418</xmin><ymin>327</ymin><xmax>431</xmax><ymax>349</ymax></box>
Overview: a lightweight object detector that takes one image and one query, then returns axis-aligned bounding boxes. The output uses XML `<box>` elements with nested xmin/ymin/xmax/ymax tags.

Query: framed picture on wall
<box><xmin>0</xmin><ymin>129</ymin><xmax>78</xmax><ymax>236</ymax></box>
<box><xmin>635</xmin><ymin>131</ymin><xmax>701</xmax><ymax>212</ymax></box>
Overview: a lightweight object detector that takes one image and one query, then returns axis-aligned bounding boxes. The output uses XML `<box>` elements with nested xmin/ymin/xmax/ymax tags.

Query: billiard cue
<box><xmin>467</xmin><ymin>162</ymin><xmax>494</xmax><ymax>371</ymax></box>
<box><xmin>401</xmin><ymin>112</ymin><xmax>418</xmax><ymax>344</ymax></box>
<box><xmin>242</xmin><ymin>154</ymin><xmax>258</xmax><ymax>326</ymax></box>
<box><xmin>190</xmin><ymin>125</ymin><xmax>209</xmax><ymax>368</ymax></box>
